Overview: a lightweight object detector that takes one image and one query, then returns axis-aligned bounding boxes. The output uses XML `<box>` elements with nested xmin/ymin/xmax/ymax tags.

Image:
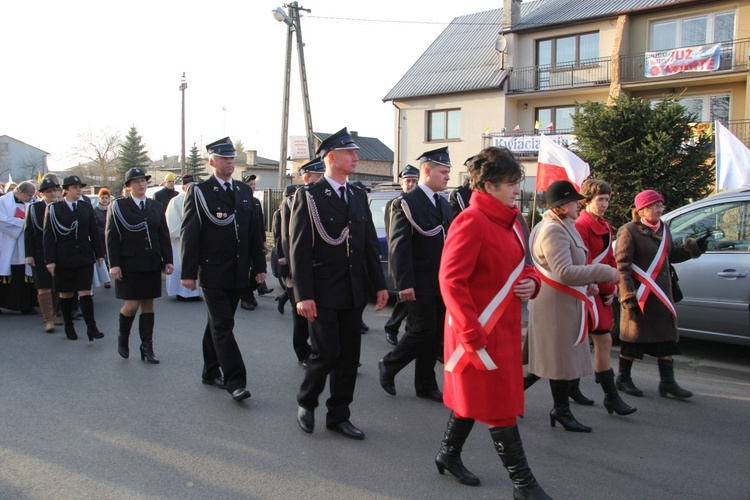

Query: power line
<box><xmin>305</xmin><ymin>15</ymin><xmax>499</xmax><ymax>26</ymax></box>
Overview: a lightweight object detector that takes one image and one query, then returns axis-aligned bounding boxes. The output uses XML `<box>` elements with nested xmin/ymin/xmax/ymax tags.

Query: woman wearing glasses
<box><xmin>615</xmin><ymin>190</ymin><xmax>709</xmax><ymax>399</ymax></box>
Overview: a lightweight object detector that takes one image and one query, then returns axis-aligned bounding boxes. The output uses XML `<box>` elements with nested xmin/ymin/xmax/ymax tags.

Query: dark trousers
<box><xmin>287</xmin><ymin>287</ymin><xmax>311</xmax><ymax>362</ymax></box>
<box><xmin>297</xmin><ymin>304</ymin><xmax>364</xmax><ymax>426</ymax></box>
<box><xmin>381</xmin><ymin>295</ymin><xmax>442</xmax><ymax>393</ymax></box>
<box><xmin>384</xmin><ymin>299</ymin><xmax>408</xmax><ymax>334</ymax></box>
<box><xmin>201</xmin><ymin>287</ymin><xmax>247</xmax><ymax>393</ymax></box>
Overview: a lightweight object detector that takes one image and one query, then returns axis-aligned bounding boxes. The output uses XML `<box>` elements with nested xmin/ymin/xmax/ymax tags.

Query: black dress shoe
<box><xmin>417</xmin><ymin>389</ymin><xmax>443</xmax><ymax>402</ymax></box>
<box><xmin>202</xmin><ymin>376</ymin><xmax>226</xmax><ymax>389</ymax></box>
<box><xmin>257</xmin><ymin>284</ymin><xmax>274</xmax><ymax>296</ymax></box>
<box><xmin>385</xmin><ymin>332</ymin><xmax>398</xmax><ymax>346</ymax></box>
<box><xmin>360</xmin><ymin>320</ymin><xmax>369</xmax><ymax>332</ymax></box>
<box><xmin>297</xmin><ymin>406</ymin><xmax>314</xmax><ymax>433</ymax></box>
<box><xmin>378</xmin><ymin>360</ymin><xmax>396</xmax><ymax>396</ymax></box>
<box><xmin>327</xmin><ymin>420</ymin><xmax>364</xmax><ymax>440</ymax></box>
<box><xmin>240</xmin><ymin>300</ymin><xmax>256</xmax><ymax>311</ymax></box>
<box><xmin>298</xmin><ymin>358</ymin><xmax>308</xmax><ymax>369</ymax></box>
<box><xmin>231</xmin><ymin>388</ymin><xmax>251</xmax><ymax>401</ymax></box>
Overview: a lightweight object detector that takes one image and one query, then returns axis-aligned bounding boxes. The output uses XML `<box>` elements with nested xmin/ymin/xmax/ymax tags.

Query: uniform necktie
<box><xmin>139</xmin><ymin>200</ymin><xmax>145</xmax><ymax>211</ymax></box>
<box><xmin>434</xmin><ymin>193</ymin><xmax>443</xmax><ymax>218</ymax></box>
<box><xmin>339</xmin><ymin>185</ymin><xmax>347</xmax><ymax>205</ymax></box>
<box><xmin>72</xmin><ymin>202</ymin><xmax>77</xmax><ymax>212</ymax></box>
<box><xmin>224</xmin><ymin>181</ymin><xmax>232</xmax><ymax>193</ymax></box>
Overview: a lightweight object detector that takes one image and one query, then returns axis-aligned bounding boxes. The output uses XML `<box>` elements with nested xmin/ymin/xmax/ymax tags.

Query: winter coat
<box><xmin>615</xmin><ymin>220</ymin><xmax>702</xmax><ymax>343</ymax></box>
<box><xmin>575</xmin><ymin>209</ymin><xmax>617</xmax><ymax>331</ymax></box>
<box><xmin>527</xmin><ymin>211</ymin><xmax>616</xmax><ymax>380</ymax></box>
<box><xmin>440</xmin><ymin>191</ymin><xmax>539</xmax><ymax>425</ymax></box>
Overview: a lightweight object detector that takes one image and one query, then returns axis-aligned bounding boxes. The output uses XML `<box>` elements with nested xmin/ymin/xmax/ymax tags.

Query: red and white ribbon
<box><xmin>631</xmin><ymin>230</ymin><xmax>676</xmax><ymax>317</ymax></box>
<box><xmin>445</xmin><ymin>222</ymin><xmax>525</xmax><ymax>373</ymax></box>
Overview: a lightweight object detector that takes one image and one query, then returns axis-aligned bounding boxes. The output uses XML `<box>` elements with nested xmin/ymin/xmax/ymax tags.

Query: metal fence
<box><xmin>508</xmin><ymin>56</ymin><xmax>612</xmax><ymax>93</ymax></box>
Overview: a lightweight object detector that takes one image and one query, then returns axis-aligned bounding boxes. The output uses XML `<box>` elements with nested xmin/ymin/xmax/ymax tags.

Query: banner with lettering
<box><xmin>644</xmin><ymin>43</ymin><xmax>722</xmax><ymax>78</ymax></box>
<box><xmin>491</xmin><ymin>134</ymin><xmax>576</xmax><ymax>153</ymax></box>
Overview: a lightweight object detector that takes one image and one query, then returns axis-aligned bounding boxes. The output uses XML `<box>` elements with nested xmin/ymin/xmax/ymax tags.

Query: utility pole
<box><xmin>274</xmin><ymin>2</ymin><xmax>314</xmax><ymax>188</ymax></box>
<box><xmin>179</xmin><ymin>72</ymin><xmax>187</xmax><ymax>176</ymax></box>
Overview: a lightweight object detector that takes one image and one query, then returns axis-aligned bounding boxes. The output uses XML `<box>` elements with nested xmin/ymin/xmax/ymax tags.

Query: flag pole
<box><xmin>530</xmin><ymin>189</ymin><xmax>538</xmax><ymax>229</ymax></box>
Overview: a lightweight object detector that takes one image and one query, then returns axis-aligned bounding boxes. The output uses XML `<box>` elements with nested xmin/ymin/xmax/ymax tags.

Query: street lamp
<box><xmin>179</xmin><ymin>72</ymin><xmax>188</xmax><ymax>176</ymax></box>
<box><xmin>273</xmin><ymin>2</ymin><xmax>315</xmax><ymax>188</ymax></box>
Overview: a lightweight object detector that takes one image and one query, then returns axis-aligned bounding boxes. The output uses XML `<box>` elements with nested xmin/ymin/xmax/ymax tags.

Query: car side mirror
<box><xmin>712</xmin><ymin>230</ymin><xmax>725</xmax><ymax>241</ymax></box>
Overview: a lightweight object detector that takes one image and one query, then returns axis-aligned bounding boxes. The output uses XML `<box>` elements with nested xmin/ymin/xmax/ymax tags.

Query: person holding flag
<box><xmin>526</xmin><ymin>180</ymin><xmax>619</xmax><ymax>433</ymax></box>
<box><xmin>435</xmin><ymin>146</ymin><xmax>550</xmax><ymax>499</ymax></box>
<box><xmin>614</xmin><ymin>190</ymin><xmax>709</xmax><ymax>400</ymax></box>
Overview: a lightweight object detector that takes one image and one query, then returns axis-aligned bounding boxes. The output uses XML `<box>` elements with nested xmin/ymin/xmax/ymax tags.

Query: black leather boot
<box><xmin>490</xmin><ymin>425</ymin><xmax>551</xmax><ymax>500</ymax></box>
<box><xmin>139</xmin><ymin>313</ymin><xmax>159</xmax><ymax>364</ymax></box>
<box><xmin>657</xmin><ymin>359</ymin><xmax>692</xmax><ymax>399</ymax></box>
<box><xmin>59</xmin><ymin>297</ymin><xmax>78</xmax><ymax>340</ymax></box>
<box><xmin>549</xmin><ymin>380</ymin><xmax>591</xmax><ymax>433</ymax></box>
<box><xmin>79</xmin><ymin>295</ymin><xmax>103</xmax><ymax>341</ymax></box>
<box><xmin>257</xmin><ymin>281</ymin><xmax>274</xmax><ymax>295</ymax></box>
<box><xmin>435</xmin><ymin>412</ymin><xmax>480</xmax><ymax>486</ymax></box>
<box><xmin>616</xmin><ymin>357</ymin><xmax>643</xmax><ymax>396</ymax></box>
<box><xmin>524</xmin><ymin>373</ymin><xmax>540</xmax><ymax>390</ymax></box>
<box><xmin>596</xmin><ymin>368</ymin><xmax>636</xmax><ymax>415</ymax></box>
<box><xmin>118</xmin><ymin>313</ymin><xmax>135</xmax><ymax>359</ymax></box>
<box><xmin>568</xmin><ymin>378</ymin><xmax>594</xmax><ymax>405</ymax></box>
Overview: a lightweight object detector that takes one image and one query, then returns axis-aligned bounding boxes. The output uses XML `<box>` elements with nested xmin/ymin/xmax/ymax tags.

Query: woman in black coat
<box><xmin>106</xmin><ymin>168</ymin><xmax>173</xmax><ymax>363</ymax></box>
<box><xmin>43</xmin><ymin>175</ymin><xmax>105</xmax><ymax>341</ymax></box>
<box><xmin>24</xmin><ymin>175</ymin><xmax>62</xmax><ymax>333</ymax></box>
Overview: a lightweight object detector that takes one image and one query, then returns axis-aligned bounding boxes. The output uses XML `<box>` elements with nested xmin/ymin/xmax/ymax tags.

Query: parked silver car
<box><xmin>663</xmin><ymin>187</ymin><xmax>750</xmax><ymax>346</ymax></box>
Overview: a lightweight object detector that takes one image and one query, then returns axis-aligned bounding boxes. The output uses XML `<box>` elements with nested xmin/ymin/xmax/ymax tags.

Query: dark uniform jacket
<box><xmin>280</xmin><ymin>196</ymin><xmax>294</xmax><ymax>277</ymax></box>
<box><xmin>106</xmin><ymin>197</ymin><xmax>172</xmax><ymax>273</ymax></box>
<box><xmin>449</xmin><ymin>183</ymin><xmax>472</xmax><ymax>219</ymax></box>
<box><xmin>289</xmin><ymin>178</ymin><xmax>385</xmax><ymax>309</ymax></box>
<box><xmin>24</xmin><ymin>201</ymin><xmax>48</xmax><ymax>263</ymax></box>
<box><xmin>389</xmin><ymin>187</ymin><xmax>452</xmax><ymax>297</ymax></box>
<box><xmin>43</xmin><ymin>199</ymin><xmax>104</xmax><ymax>267</ymax></box>
<box><xmin>180</xmin><ymin>176</ymin><xmax>266</xmax><ymax>289</ymax></box>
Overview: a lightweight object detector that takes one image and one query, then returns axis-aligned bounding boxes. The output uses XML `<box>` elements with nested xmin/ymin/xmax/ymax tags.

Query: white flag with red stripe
<box><xmin>536</xmin><ymin>134</ymin><xmax>590</xmax><ymax>191</ymax></box>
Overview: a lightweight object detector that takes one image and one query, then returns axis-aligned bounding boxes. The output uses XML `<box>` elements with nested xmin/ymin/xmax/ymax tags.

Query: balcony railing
<box><xmin>508</xmin><ymin>57</ymin><xmax>612</xmax><ymax>93</ymax></box>
<box><xmin>620</xmin><ymin>38</ymin><xmax>750</xmax><ymax>83</ymax></box>
<box><xmin>727</xmin><ymin>119</ymin><xmax>750</xmax><ymax>148</ymax></box>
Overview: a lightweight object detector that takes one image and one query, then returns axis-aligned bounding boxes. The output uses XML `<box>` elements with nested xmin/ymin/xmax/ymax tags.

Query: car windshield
<box><xmin>369</xmin><ymin>199</ymin><xmax>390</xmax><ymax>230</ymax></box>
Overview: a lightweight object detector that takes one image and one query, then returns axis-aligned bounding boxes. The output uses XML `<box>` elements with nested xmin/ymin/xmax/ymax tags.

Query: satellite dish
<box><xmin>495</xmin><ymin>34</ymin><xmax>507</xmax><ymax>53</ymax></box>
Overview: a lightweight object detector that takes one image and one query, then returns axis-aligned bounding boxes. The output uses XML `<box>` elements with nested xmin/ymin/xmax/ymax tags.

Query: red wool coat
<box><xmin>574</xmin><ymin>210</ymin><xmax>617</xmax><ymax>332</ymax></box>
<box><xmin>439</xmin><ymin>191</ymin><xmax>539</xmax><ymax>426</ymax></box>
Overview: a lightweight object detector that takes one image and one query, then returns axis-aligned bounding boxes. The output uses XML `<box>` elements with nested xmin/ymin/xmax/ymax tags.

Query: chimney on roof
<box><xmin>163</xmin><ymin>155</ymin><xmax>167</xmax><ymax>161</ymax></box>
<box><xmin>351</xmin><ymin>131</ymin><xmax>358</xmax><ymax>137</ymax></box>
<box><xmin>502</xmin><ymin>0</ymin><xmax>521</xmax><ymax>32</ymax></box>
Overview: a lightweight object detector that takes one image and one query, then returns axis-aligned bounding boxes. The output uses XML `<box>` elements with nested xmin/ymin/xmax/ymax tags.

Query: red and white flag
<box><xmin>546</xmin><ymin>122</ymin><xmax>554</xmax><ymax>130</ymax></box>
<box><xmin>715</xmin><ymin>120</ymin><xmax>750</xmax><ymax>189</ymax></box>
<box><xmin>536</xmin><ymin>134</ymin><xmax>590</xmax><ymax>191</ymax></box>
<box><xmin>513</xmin><ymin>124</ymin><xmax>521</xmax><ymax>132</ymax></box>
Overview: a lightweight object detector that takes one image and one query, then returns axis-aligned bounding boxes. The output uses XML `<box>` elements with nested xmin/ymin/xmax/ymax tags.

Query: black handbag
<box><xmin>669</xmin><ymin>264</ymin><xmax>683</xmax><ymax>303</ymax></box>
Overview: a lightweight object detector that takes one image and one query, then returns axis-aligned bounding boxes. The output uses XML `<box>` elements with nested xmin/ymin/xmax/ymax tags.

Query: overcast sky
<box><xmin>1</xmin><ymin>0</ymin><xmax>505</xmax><ymax>172</ymax></box>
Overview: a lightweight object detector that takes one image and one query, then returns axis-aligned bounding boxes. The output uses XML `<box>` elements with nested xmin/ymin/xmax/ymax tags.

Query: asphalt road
<box><xmin>1</xmin><ymin>284</ymin><xmax>749</xmax><ymax>499</ymax></box>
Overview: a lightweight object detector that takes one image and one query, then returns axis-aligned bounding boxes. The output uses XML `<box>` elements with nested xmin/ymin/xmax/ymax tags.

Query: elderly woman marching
<box><xmin>106</xmin><ymin>168</ymin><xmax>173</xmax><ymax>363</ymax></box>
<box><xmin>573</xmin><ymin>179</ymin><xmax>636</xmax><ymax>416</ymax></box>
<box><xmin>24</xmin><ymin>175</ymin><xmax>63</xmax><ymax>332</ymax></box>
<box><xmin>437</xmin><ymin>147</ymin><xmax>550</xmax><ymax>499</ymax></box>
<box><xmin>527</xmin><ymin>180</ymin><xmax>619</xmax><ymax>433</ymax></box>
<box><xmin>43</xmin><ymin>175</ymin><xmax>105</xmax><ymax>341</ymax></box>
<box><xmin>615</xmin><ymin>190</ymin><xmax>709</xmax><ymax>399</ymax></box>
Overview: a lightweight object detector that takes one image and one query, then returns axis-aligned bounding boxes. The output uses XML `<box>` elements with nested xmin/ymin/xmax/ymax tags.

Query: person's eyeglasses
<box><xmin>646</xmin><ymin>203</ymin><xmax>666</xmax><ymax>211</ymax></box>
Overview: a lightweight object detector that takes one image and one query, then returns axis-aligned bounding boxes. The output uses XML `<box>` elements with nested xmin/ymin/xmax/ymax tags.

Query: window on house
<box><xmin>535</xmin><ymin>106</ymin><xmax>577</xmax><ymax>132</ymax></box>
<box><xmin>649</xmin><ymin>11</ymin><xmax>735</xmax><ymax>51</ymax></box>
<box><xmin>428</xmin><ymin>109</ymin><xmax>461</xmax><ymax>141</ymax></box>
<box><xmin>652</xmin><ymin>94</ymin><xmax>730</xmax><ymax>124</ymax></box>
<box><xmin>537</xmin><ymin>32</ymin><xmax>600</xmax><ymax>69</ymax></box>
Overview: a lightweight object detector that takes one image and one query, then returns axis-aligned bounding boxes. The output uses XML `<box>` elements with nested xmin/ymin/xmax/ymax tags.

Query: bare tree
<box><xmin>68</xmin><ymin>129</ymin><xmax>121</xmax><ymax>187</ymax></box>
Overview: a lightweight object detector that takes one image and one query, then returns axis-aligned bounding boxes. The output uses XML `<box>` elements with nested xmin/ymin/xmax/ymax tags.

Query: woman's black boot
<box><xmin>79</xmin><ymin>295</ymin><xmax>103</xmax><ymax>341</ymax></box>
<box><xmin>118</xmin><ymin>313</ymin><xmax>135</xmax><ymax>359</ymax></box>
<box><xmin>138</xmin><ymin>313</ymin><xmax>159</xmax><ymax>364</ymax></box>
<box><xmin>616</xmin><ymin>357</ymin><xmax>643</xmax><ymax>396</ymax></box>
<box><xmin>596</xmin><ymin>369</ymin><xmax>636</xmax><ymax>415</ymax></box>
<box><xmin>275</xmin><ymin>291</ymin><xmax>288</xmax><ymax>315</ymax></box>
<box><xmin>549</xmin><ymin>380</ymin><xmax>591</xmax><ymax>433</ymax></box>
<box><xmin>568</xmin><ymin>378</ymin><xmax>594</xmax><ymax>405</ymax></box>
<box><xmin>490</xmin><ymin>425</ymin><xmax>552</xmax><ymax>500</ymax></box>
<box><xmin>435</xmin><ymin>412</ymin><xmax>480</xmax><ymax>486</ymax></box>
<box><xmin>657</xmin><ymin>359</ymin><xmax>692</xmax><ymax>399</ymax></box>
<box><xmin>60</xmin><ymin>297</ymin><xmax>78</xmax><ymax>340</ymax></box>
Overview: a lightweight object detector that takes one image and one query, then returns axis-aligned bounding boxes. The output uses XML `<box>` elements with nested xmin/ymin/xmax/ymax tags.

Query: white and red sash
<box><xmin>531</xmin><ymin>222</ymin><xmax>598</xmax><ymax>346</ymax></box>
<box><xmin>445</xmin><ymin>221</ymin><xmax>525</xmax><ymax>374</ymax></box>
<box><xmin>630</xmin><ymin>227</ymin><xmax>676</xmax><ymax>317</ymax></box>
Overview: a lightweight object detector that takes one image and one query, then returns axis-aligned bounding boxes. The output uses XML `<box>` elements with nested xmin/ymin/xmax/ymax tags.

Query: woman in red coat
<box><xmin>574</xmin><ymin>179</ymin><xmax>636</xmax><ymax>416</ymax></box>
<box><xmin>436</xmin><ymin>147</ymin><xmax>550</xmax><ymax>500</ymax></box>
